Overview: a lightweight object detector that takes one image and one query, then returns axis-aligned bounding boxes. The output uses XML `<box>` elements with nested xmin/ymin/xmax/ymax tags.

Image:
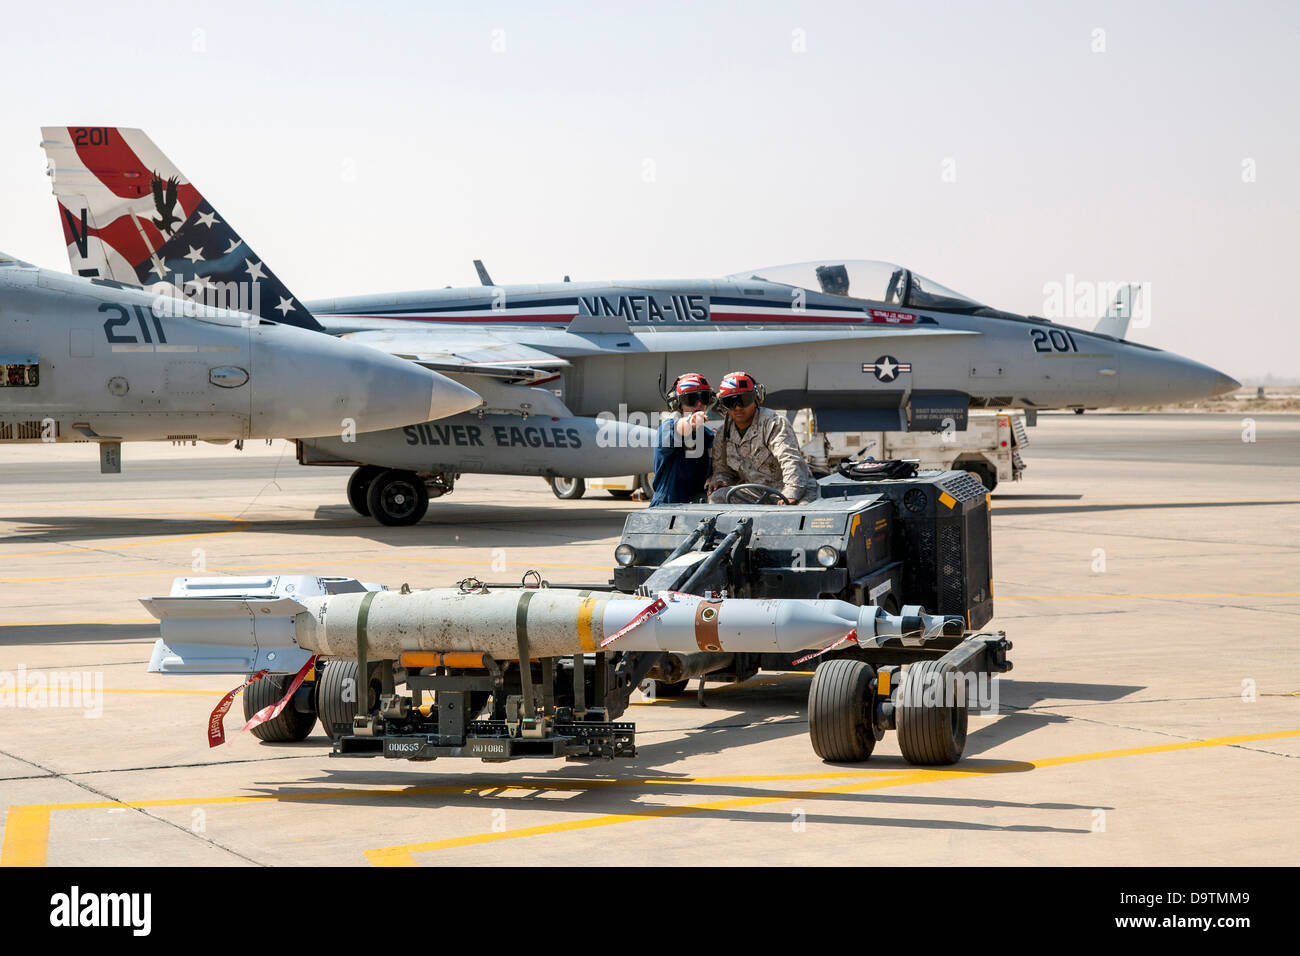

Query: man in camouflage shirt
<box><xmin>705</xmin><ymin>371</ymin><xmax>819</xmax><ymax>505</ymax></box>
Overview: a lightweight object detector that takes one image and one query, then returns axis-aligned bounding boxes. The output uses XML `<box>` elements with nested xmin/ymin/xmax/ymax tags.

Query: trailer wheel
<box><xmin>242</xmin><ymin>674</ymin><xmax>315</xmax><ymax>742</ymax></box>
<box><xmin>316</xmin><ymin>660</ymin><xmax>383</xmax><ymax>740</ymax></box>
<box><xmin>366</xmin><ymin>470</ymin><xmax>430</xmax><ymax>525</ymax></box>
<box><xmin>808</xmin><ymin>659</ymin><xmax>876</xmax><ymax>762</ymax></box>
<box><xmin>895</xmin><ymin>660</ymin><xmax>968</xmax><ymax>765</ymax></box>
<box><xmin>549</xmin><ymin>476</ymin><xmax>586</xmax><ymax>499</ymax></box>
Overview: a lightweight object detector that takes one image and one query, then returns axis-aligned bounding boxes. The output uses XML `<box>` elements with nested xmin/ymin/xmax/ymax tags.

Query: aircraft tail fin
<box><xmin>40</xmin><ymin>126</ymin><xmax>323</xmax><ymax>331</ymax></box>
<box><xmin>1093</xmin><ymin>284</ymin><xmax>1141</xmax><ymax>340</ymax></box>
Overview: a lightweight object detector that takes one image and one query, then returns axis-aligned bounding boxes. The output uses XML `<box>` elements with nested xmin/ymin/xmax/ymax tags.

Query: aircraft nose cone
<box><xmin>1212</xmin><ymin>371</ymin><xmax>1241</xmax><ymax>397</ymax></box>
<box><xmin>427</xmin><ymin>373</ymin><xmax>483</xmax><ymax>421</ymax></box>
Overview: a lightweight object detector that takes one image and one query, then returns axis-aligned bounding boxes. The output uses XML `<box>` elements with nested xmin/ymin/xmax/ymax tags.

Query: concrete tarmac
<box><xmin>1</xmin><ymin>413</ymin><xmax>1297</xmax><ymax>866</ymax></box>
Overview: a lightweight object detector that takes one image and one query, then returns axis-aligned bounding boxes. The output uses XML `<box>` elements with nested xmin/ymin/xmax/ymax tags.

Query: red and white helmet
<box><xmin>667</xmin><ymin>372</ymin><xmax>712</xmax><ymax>410</ymax></box>
<box><xmin>717</xmin><ymin>371</ymin><xmax>764</xmax><ymax>404</ymax></box>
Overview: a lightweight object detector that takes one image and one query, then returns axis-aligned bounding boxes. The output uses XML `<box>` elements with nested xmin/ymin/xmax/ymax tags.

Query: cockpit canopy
<box><xmin>726</xmin><ymin>260</ymin><xmax>985</xmax><ymax>312</ymax></box>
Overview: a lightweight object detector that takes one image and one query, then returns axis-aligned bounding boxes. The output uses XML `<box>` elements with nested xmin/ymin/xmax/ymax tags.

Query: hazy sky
<box><xmin>1</xmin><ymin>1</ymin><xmax>1296</xmax><ymax>378</ymax></box>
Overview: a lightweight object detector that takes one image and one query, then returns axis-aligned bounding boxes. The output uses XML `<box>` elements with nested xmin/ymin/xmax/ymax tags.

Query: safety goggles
<box><xmin>679</xmin><ymin>391</ymin><xmax>713</xmax><ymax>408</ymax></box>
<box><xmin>719</xmin><ymin>393</ymin><xmax>756</xmax><ymax>410</ymax></box>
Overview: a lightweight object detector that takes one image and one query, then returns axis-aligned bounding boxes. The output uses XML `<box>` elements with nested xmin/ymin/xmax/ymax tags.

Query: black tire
<box><xmin>346</xmin><ymin>465</ymin><xmax>384</xmax><ymax>516</ymax></box>
<box><xmin>606</xmin><ymin>488</ymin><xmax>634</xmax><ymax>499</ymax></box>
<box><xmin>962</xmin><ymin>462</ymin><xmax>998</xmax><ymax>493</ymax></box>
<box><xmin>807</xmin><ymin>659</ymin><xmax>876</xmax><ymax>762</ymax></box>
<box><xmin>895</xmin><ymin>660</ymin><xmax>968</xmax><ymax>765</ymax></box>
<box><xmin>316</xmin><ymin>659</ymin><xmax>383</xmax><ymax>740</ymax></box>
<box><xmin>649</xmin><ymin>679</ymin><xmax>690</xmax><ymax>698</ymax></box>
<box><xmin>637</xmin><ymin>473</ymin><xmax>653</xmax><ymax>497</ymax></box>
<box><xmin>366</xmin><ymin>469</ymin><xmax>430</xmax><ymax>525</ymax></box>
<box><xmin>242</xmin><ymin>674</ymin><xmax>315</xmax><ymax>742</ymax></box>
<box><xmin>549</xmin><ymin>476</ymin><xmax>586</xmax><ymax>499</ymax></box>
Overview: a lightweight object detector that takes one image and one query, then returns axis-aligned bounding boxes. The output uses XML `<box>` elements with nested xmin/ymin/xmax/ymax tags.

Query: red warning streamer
<box><xmin>207</xmin><ymin>656</ymin><xmax>317</xmax><ymax>748</ymax></box>
<box><xmin>599</xmin><ymin>597</ymin><xmax>668</xmax><ymax>649</ymax></box>
<box><xmin>208</xmin><ymin>671</ymin><xmax>267</xmax><ymax>748</ymax></box>
<box><xmin>791</xmin><ymin>629</ymin><xmax>858</xmax><ymax>667</ymax></box>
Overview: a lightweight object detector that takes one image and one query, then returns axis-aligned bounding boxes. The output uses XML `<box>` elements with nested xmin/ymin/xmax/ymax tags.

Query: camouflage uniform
<box><xmin>711</xmin><ymin>406</ymin><xmax>820</xmax><ymax>503</ymax></box>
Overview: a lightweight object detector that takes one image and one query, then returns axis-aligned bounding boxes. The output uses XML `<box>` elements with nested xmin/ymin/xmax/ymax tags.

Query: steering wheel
<box><xmin>723</xmin><ymin>483</ymin><xmax>792</xmax><ymax>506</ymax></box>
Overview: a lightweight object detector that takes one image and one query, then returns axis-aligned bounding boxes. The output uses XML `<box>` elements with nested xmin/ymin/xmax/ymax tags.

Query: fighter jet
<box><xmin>42</xmin><ymin>126</ymin><xmax>1239</xmax><ymax>519</ymax></box>
<box><xmin>0</xmin><ymin>251</ymin><xmax>481</xmax><ymax>472</ymax></box>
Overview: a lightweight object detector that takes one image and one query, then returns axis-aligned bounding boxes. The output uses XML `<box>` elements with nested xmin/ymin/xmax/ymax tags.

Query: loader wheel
<box><xmin>549</xmin><ymin>476</ymin><xmax>586</xmax><ymax>499</ymax></box>
<box><xmin>807</xmin><ymin>659</ymin><xmax>876</xmax><ymax>762</ymax></box>
<box><xmin>962</xmin><ymin>462</ymin><xmax>998</xmax><ymax>493</ymax></box>
<box><xmin>895</xmin><ymin>660</ymin><xmax>968</xmax><ymax>765</ymax></box>
<box><xmin>346</xmin><ymin>465</ymin><xmax>385</xmax><ymax>516</ymax></box>
<box><xmin>316</xmin><ymin>659</ymin><xmax>383</xmax><ymax>740</ymax></box>
<box><xmin>242</xmin><ymin>674</ymin><xmax>315</xmax><ymax>742</ymax></box>
<box><xmin>366</xmin><ymin>469</ymin><xmax>429</xmax><ymax>525</ymax></box>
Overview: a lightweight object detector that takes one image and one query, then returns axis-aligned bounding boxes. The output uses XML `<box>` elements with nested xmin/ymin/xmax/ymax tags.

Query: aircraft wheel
<box><xmin>242</xmin><ymin>674</ymin><xmax>315</xmax><ymax>742</ymax></box>
<box><xmin>807</xmin><ymin>659</ymin><xmax>876</xmax><ymax>762</ymax></box>
<box><xmin>895</xmin><ymin>660</ymin><xmax>968</xmax><ymax>765</ymax></box>
<box><xmin>366</xmin><ymin>470</ymin><xmax>430</xmax><ymax>525</ymax></box>
<box><xmin>549</xmin><ymin>477</ymin><xmax>586</xmax><ymax>499</ymax></box>
<box><xmin>316</xmin><ymin>659</ymin><xmax>383</xmax><ymax>740</ymax></box>
<box><xmin>346</xmin><ymin>465</ymin><xmax>384</xmax><ymax>516</ymax></box>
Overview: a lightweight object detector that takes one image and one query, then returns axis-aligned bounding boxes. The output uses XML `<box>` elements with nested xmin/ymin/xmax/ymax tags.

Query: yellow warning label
<box><xmin>877</xmin><ymin>671</ymin><xmax>891</xmax><ymax>696</ymax></box>
<box><xmin>939</xmin><ymin>491</ymin><xmax>956</xmax><ymax>510</ymax></box>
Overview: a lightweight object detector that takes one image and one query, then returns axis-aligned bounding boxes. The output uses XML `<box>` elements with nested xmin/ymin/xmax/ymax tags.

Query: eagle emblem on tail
<box><xmin>150</xmin><ymin>173</ymin><xmax>181</xmax><ymax>235</ymax></box>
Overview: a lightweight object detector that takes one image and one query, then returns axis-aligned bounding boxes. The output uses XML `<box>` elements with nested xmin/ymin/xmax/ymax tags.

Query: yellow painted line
<box><xmin>0</xmin><ymin>507</ymin><xmax>250</xmax><ymax>560</ymax></box>
<box><xmin>999</xmin><ymin>591</ymin><xmax>1300</xmax><ymax>600</ymax></box>
<box><xmin>364</xmin><ymin>728</ymin><xmax>1300</xmax><ymax>865</ymax></box>
<box><xmin>0</xmin><ymin>805</ymin><xmax>50</xmax><ymax>867</ymax></box>
<box><xmin>95</xmin><ymin>688</ymin><xmax>222</xmax><ymax>696</ymax></box>
<box><xmin>4</xmin><ymin>720</ymin><xmax>1295</xmax><ymax>866</ymax></box>
<box><xmin>0</xmin><ymin>768</ymin><xmax>907</xmax><ymax>867</ymax></box>
<box><xmin>990</xmin><ymin>498</ymin><xmax>1299</xmax><ymax>511</ymax></box>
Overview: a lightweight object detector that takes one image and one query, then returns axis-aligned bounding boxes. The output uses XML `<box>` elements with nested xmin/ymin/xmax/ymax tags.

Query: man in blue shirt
<box><xmin>650</xmin><ymin>372</ymin><xmax>715</xmax><ymax>506</ymax></box>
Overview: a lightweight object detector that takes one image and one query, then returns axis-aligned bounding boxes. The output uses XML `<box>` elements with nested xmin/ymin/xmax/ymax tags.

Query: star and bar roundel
<box><xmin>861</xmin><ymin>355</ymin><xmax>912</xmax><ymax>382</ymax></box>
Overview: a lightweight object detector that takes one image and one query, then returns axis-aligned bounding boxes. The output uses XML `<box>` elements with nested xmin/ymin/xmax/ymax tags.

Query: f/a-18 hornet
<box><xmin>42</xmin><ymin>126</ymin><xmax>1238</xmax><ymax>519</ymax></box>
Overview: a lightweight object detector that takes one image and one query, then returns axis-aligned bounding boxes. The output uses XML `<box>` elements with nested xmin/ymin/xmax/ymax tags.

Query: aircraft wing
<box><xmin>340</xmin><ymin>330</ymin><xmax>569</xmax><ymax>385</ymax></box>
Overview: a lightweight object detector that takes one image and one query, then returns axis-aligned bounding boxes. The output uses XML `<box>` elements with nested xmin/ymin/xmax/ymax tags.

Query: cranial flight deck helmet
<box><xmin>666</xmin><ymin>372</ymin><xmax>713</xmax><ymax>411</ymax></box>
<box><xmin>716</xmin><ymin>370</ymin><xmax>766</xmax><ymax>408</ymax></box>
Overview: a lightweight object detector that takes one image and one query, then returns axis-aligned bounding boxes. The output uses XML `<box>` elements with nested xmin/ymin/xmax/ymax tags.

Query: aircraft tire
<box><xmin>315</xmin><ymin>660</ymin><xmax>383</xmax><ymax>740</ymax></box>
<box><xmin>367</xmin><ymin>470</ymin><xmax>430</xmax><ymax>525</ymax></box>
<box><xmin>549</xmin><ymin>477</ymin><xmax>586</xmax><ymax>499</ymax></box>
<box><xmin>242</xmin><ymin>674</ymin><xmax>315</xmax><ymax>742</ymax></box>
<box><xmin>808</xmin><ymin>658</ymin><xmax>876</xmax><ymax>762</ymax></box>
<box><xmin>895</xmin><ymin>660</ymin><xmax>968</xmax><ymax>765</ymax></box>
<box><xmin>346</xmin><ymin>465</ymin><xmax>384</xmax><ymax>516</ymax></box>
